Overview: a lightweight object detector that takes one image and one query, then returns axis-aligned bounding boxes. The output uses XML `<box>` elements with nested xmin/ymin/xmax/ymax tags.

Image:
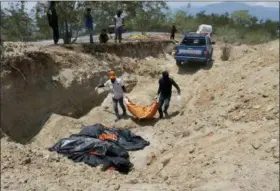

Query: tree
<box><xmin>231</xmin><ymin>10</ymin><xmax>252</xmax><ymax>26</ymax></box>
<box><xmin>1</xmin><ymin>2</ymin><xmax>35</xmax><ymax>42</ymax></box>
<box><xmin>2</xmin><ymin>2</ymin><xmax>278</xmax><ymax>45</ymax></box>
<box><xmin>33</xmin><ymin>1</ymin><xmax>86</xmax><ymax>44</ymax></box>
<box><xmin>88</xmin><ymin>1</ymin><xmax>169</xmax><ymax>33</ymax></box>
<box><xmin>32</xmin><ymin>2</ymin><xmax>52</xmax><ymax>40</ymax></box>
<box><xmin>31</xmin><ymin>1</ymin><xmax>170</xmax><ymax>43</ymax></box>
<box><xmin>54</xmin><ymin>1</ymin><xmax>85</xmax><ymax>44</ymax></box>
<box><xmin>172</xmin><ymin>10</ymin><xmax>197</xmax><ymax>33</ymax></box>
<box><xmin>127</xmin><ymin>2</ymin><xmax>169</xmax><ymax>33</ymax></box>
<box><xmin>196</xmin><ymin>11</ymin><xmax>206</xmax><ymax>18</ymax></box>
<box><xmin>263</xmin><ymin>19</ymin><xmax>278</xmax><ymax>37</ymax></box>
<box><xmin>1</xmin><ymin>7</ymin><xmax>7</xmax><ymax>41</ymax></box>
<box><xmin>251</xmin><ymin>16</ymin><xmax>258</xmax><ymax>25</ymax></box>
<box><xmin>173</xmin><ymin>10</ymin><xmax>189</xmax><ymax>32</ymax></box>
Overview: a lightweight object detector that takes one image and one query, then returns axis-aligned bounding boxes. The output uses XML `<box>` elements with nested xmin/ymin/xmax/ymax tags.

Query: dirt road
<box><xmin>1</xmin><ymin>39</ymin><xmax>279</xmax><ymax>191</ymax></box>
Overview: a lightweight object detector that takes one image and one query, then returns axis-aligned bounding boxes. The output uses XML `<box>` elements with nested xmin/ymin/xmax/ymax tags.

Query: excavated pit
<box><xmin>1</xmin><ymin>40</ymin><xmax>175</xmax><ymax>144</ymax></box>
<box><xmin>1</xmin><ymin>38</ymin><xmax>279</xmax><ymax>191</ymax></box>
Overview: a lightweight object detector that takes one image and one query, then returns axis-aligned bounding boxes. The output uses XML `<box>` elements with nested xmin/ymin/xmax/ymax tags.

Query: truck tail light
<box><xmin>203</xmin><ymin>49</ymin><xmax>207</xmax><ymax>55</ymax></box>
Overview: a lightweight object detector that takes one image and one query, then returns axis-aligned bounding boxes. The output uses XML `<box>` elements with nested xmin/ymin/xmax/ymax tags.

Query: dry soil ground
<box><xmin>1</xmin><ymin>39</ymin><xmax>279</xmax><ymax>191</ymax></box>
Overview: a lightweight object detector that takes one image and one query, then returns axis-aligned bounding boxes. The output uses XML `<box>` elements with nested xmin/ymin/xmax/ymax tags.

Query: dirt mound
<box><xmin>1</xmin><ymin>39</ymin><xmax>279</xmax><ymax>191</ymax></box>
<box><xmin>80</xmin><ymin>40</ymin><xmax>175</xmax><ymax>58</ymax></box>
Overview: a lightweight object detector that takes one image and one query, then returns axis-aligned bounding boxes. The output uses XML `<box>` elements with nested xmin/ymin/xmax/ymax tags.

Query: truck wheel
<box><xmin>176</xmin><ymin>60</ymin><xmax>181</xmax><ymax>66</ymax></box>
<box><xmin>210</xmin><ymin>50</ymin><xmax>213</xmax><ymax>60</ymax></box>
<box><xmin>202</xmin><ymin>60</ymin><xmax>208</xmax><ymax>66</ymax></box>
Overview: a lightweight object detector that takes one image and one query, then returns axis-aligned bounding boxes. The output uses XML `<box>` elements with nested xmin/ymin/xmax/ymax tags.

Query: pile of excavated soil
<box><xmin>1</xmin><ymin>39</ymin><xmax>279</xmax><ymax>191</ymax></box>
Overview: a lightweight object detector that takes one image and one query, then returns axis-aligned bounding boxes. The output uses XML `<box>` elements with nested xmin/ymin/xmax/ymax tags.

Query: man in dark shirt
<box><xmin>170</xmin><ymin>23</ymin><xmax>177</xmax><ymax>40</ymax></box>
<box><xmin>157</xmin><ymin>71</ymin><xmax>181</xmax><ymax>119</ymax></box>
<box><xmin>84</xmin><ymin>8</ymin><xmax>94</xmax><ymax>43</ymax></box>
<box><xmin>47</xmin><ymin>1</ymin><xmax>59</xmax><ymax>44</ymax></box>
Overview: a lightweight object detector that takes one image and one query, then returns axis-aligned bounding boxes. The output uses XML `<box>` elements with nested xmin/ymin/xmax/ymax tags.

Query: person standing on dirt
<box><xmin>95</xmin><ymin>71</ymin><xmax>127</xmax><ymax>121</ymax></box>
<box><xmin>114</xmin><ymin>10</ymin><xmax>125</xmax><ymax>43</ymax></box>
<box><xmin>156</xmin><ymin>71</ymin><xmax>181</xmax><ymax>119</ymax></box>
<box><xmin>47</xmin><ymin>1</ymin><xmax>59</xmax><ymax>45</ymax></box>
<box><xmin>84</xmin><ymin>8</ymin><xmax>94</xmax><ymax>43</ymax></box>
<box><xmin>170</xmin><ymin>23</ymin><xmax>177</xmax><ymax>40</ymax></box>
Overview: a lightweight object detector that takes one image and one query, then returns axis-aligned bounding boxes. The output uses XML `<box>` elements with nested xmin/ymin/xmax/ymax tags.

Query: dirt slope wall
<box><xmin>1</xmin><ymin>41</ymin><xmax>174</xmax><ymax>143</ymax></box>
<box><xmin>81</xmin><ymin>40</ymin><xmax>175</xmax><ymax>58</ymax></box>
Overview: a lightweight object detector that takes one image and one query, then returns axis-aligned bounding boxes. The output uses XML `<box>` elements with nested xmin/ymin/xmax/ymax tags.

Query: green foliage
<box><xmin>124</xmin><ymin>2</ymin><xmax>169</xmax><ymax>33</ymax></box>
<box><xmin>89</xmin><ymin>1</ymin><xmax>141</xmax><ymax>30</ymax></box>
<box><xmin>56</xmin><ymin>1</ymin><xmax>85</xmax><ymax>44</ymax></box>
<box><xmin>231</xmin><ymin>10</ymin><xmax>252</xmax><ymax>26</ymax></box>
<box><xmin>172</xmin><ymin>11</ymin><xmax>198</xmax><ymax>33</ymax></box>
<box><xmin>216</xmin><ymin>26</ymin><xmax>240</xmax><ymax>44</ymax></box>
<box><xmin>243</xmin><ymin>30</ymin><xmax>273</xmax><ymax>44</ymax></box>
<box><xmin>172</xmin><ymin>9</ymin><xmax>279</xmax><ymax>45</ymax></box>
<box><xmin>87</xmin><ymin>1</ymin><xmax>169</xmax><ymax>33</ymax></box>
<box><xmin>1</xmin><ymin>1</ymin><xmax>278</xmax><ymax>45</ymax></box>
<box><xmin>1</xmin><ymin>2</ymin><xmax>34</xmax><ymax>41</ymax></box>
<box><xmin>32</xmin><ymin>2</ymin><xmax>52</xmax><ymax>40</ymax></box>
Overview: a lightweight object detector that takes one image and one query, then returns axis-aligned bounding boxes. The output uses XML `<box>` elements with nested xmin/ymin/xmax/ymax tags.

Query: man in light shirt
<box><xmin>95</xmin><ymin>71</ymin><xmax>127</xmax><ymax>121</ymax></box>
<box><xmin>114</xmin><ymin>10</ymin><xmax>125</xmax><ymax>43</ymax></box>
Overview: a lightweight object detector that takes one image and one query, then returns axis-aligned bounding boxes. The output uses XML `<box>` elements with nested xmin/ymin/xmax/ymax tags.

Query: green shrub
<box><xmin>214</xmin><ymin>26</ymin><xmax>277</xmax><ymax>45</ymax></box>
<box><xmin>243</xmin><ymin>30</ymin><xmax>273</xmax><ymax>44</ymax></box>
<box><xmin>216</xmin><ymin>26</ymin><xmax>239</xmax><ymax>44</ymax></box>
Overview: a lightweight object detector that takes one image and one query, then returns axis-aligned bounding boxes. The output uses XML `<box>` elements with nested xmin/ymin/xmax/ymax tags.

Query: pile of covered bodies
<box><xmin>49</xmin><ymin>124</ymin><xmax>150</xmax><ymax>174</ymax></box>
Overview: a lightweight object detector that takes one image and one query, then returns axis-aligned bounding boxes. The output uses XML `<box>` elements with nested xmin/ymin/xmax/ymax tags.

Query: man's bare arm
<box><xmin>171</xmin><ymin>79</ymin><xmax>181</xmax><ymax>94</ymax></box>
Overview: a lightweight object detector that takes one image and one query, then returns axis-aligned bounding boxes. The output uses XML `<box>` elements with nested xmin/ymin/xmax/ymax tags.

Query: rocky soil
<box><xmin>1</xmin><ymin>39</ymin><xmax>279</xmax><ymax>191</ymax></box>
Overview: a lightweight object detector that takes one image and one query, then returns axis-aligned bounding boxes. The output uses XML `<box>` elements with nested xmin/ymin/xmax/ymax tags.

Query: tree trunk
<box><xmin>63</xmin><ymin>21</ymin><xmax>71</xmax><ymax>44</ymax></box>
<box><xmin>60</xmin><ymin>23</ymin><xmax>65</xmax><ymax>42</ymax></box>
<box><xmin>71</xmin><ymin>28</ymin><xmax>80</xmax><ymax>43</ymax></box>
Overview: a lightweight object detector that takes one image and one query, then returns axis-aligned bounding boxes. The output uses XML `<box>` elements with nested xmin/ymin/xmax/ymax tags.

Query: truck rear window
<box><xmin>181</xmin><ymin>38</ymin><xmax>206</xmax><ymax>46</ymax></box>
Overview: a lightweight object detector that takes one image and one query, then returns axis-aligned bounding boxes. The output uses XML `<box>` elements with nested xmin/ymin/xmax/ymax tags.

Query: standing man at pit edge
<box><xmin>114</xmin><ymin>10</ymin><xmax>125</xmax><ymax>43</ymax></box>
<box><xmin>84</xmin><ymin>8</ymin><xmax>95</xmax><ymax>43</ymax></box>
<box><xmin>170</xmin><ymin>23</ymin><xmax>177</xmax><ymax>40</ymax></box>
<box><xmin>47</xmin><ymin>1</ymin><xmax>59</xmax><ymax>45</ymax></box>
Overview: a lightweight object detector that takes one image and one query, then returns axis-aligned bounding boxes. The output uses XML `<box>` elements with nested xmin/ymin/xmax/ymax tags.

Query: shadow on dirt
<box><xmin>130</xmin><ymin>110</ymin><xmax>180</xmax><ymax>126</ymax></box>
<box><xmin>177</xmin><ymin>60</ymin><xmax>214</xmax><ymax>75</ymax></box>
<box><xmin>164</xmin><ymin>111</ymin><xmax>180</xmax><ymax>119</ymax></box>
<box><xmin>131</xmin><ymin>118</ymin><xmax>160</xmax><ymax>126</ymax></box>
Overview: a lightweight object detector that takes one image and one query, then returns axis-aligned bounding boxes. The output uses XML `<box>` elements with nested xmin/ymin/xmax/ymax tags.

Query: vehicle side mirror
<box><xmin>212</xmin><ymin>41</ymin><xmax>216</xmax><ymax>44</ymax></box>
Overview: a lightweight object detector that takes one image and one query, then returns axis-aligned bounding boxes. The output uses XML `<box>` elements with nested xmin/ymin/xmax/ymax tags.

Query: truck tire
<box><xmin>210</xmin><ymin>50</ymin><xmax>213</xmax><ymax>60</ymax></box>
<box><xmin>203</xmin><ymin>51</ymin><xmax>213</xmax><ymax>66</ymax></box>
<box><xmin>176</xmin><ymin>60</ymin><xmax>181</xmax><ymax>66</ymax></box>
<box><xmin>202</xmin><ymin>60</ymin><xmax>208</xmax><ymax>66</ymax></box>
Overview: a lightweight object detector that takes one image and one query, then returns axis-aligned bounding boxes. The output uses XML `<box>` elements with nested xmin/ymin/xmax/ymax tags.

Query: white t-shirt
<box><xmin>104</xmin><ymin>78</ymin><xmax>124</xmax><ymax>99</ymax></box>
<box><xmin>114</xmin><ymin>15</ymin><xmax>124</xmax><ymax>28</ymax></box>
